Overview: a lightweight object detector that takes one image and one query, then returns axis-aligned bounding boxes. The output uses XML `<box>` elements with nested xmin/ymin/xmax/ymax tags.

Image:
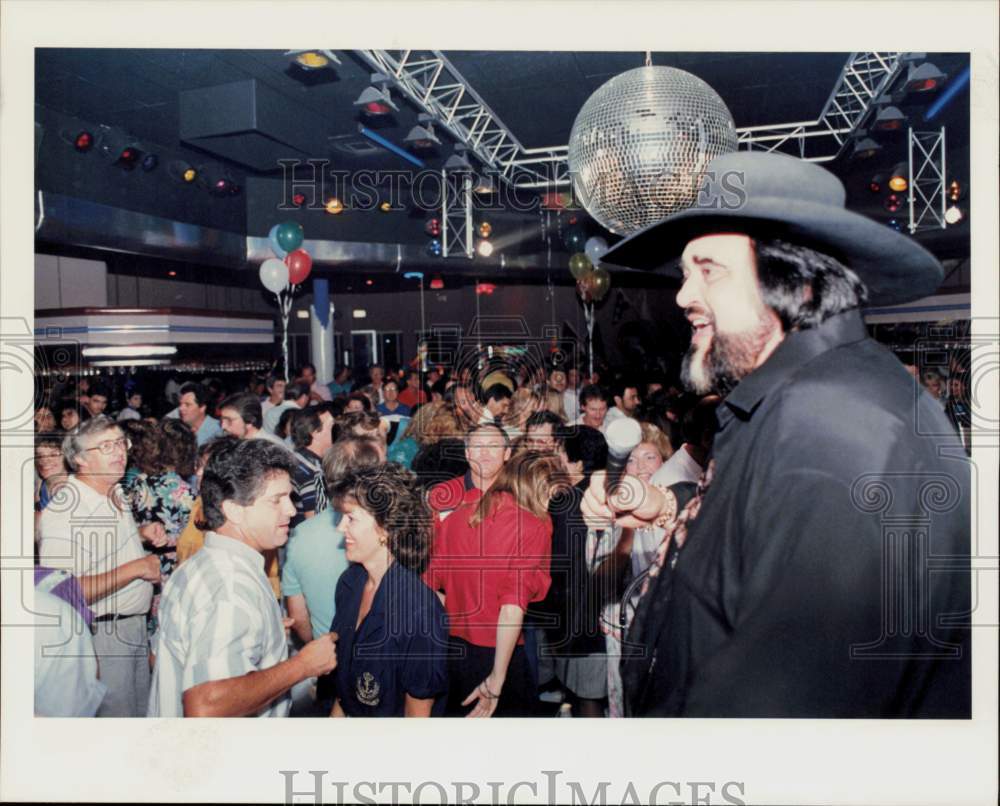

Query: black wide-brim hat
<box><xmin>601</xmin><ymin>151</ymin><xmax>944</xmax><ymax>306</ymax></box>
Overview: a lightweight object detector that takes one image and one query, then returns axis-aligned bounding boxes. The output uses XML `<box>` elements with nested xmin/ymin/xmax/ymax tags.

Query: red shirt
<box><xmin>427</xmin><ymin>472</ymin><xmax>482</xmax><ymax>517</ymax></box>
<box><xmin>425</xmin><ymin>492</ymin><xmax>552</xmax><ymax>648</ymax></box>
<box><xmin>397</xmin><ymin>387</ymin><xmax>428</xmax><ymax>409</ymax></box>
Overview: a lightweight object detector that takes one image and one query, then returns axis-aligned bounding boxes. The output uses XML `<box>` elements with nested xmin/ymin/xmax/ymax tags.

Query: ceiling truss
<box><xmin>354</xmin><ymin>50</ymin><xmax>910</xmax><ymax>191</ymax></box>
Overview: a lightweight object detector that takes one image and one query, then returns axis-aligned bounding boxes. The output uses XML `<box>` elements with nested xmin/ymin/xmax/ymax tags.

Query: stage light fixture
<box><xmin>476</xmin><ymin>239</ymin><xmax>494</xmax><ymax>257</ymax></box>
<box><xmin>425</xmin><ymin>217</ymin><xmax>442</xmax><ymax>237</ymax></box>
<box><xmin>168</xmin><ymin>160</ymin><xmax>198</xmax><ymax>184</ymax></box>
<box><xmin>888</xmin><ymin>163</ymin><xmax>909</xmax><ymax>192</ymax></box>
<box><xmin>948</xmin><ymin>180</ymin><xmax>962</xmax><ymax>202</ymax></box>
<box><xmin>869</xmin><ymin>174</ymin><xmax>885</xmax><ymax>193</ymax></box>
<box><xmin>366</xmin><ymin>279</ymin><xmax>374</xmax><ymax>286</ymax></box>
<box><xmin>296</xmin><ymin>310</ymin><xmax>310</xmax><ymax>319</ymax></box>
<box><xmin>352</xmin><ymin>309</ymin><xmax>368</xmax><ymax>319</ymax></box>
<box><xmin>325</xmin><ymin>197</ymin><xmax>345</xmax><ymax>215</ymax></box>
<box><xmin>427</xmin><ymin>238</ymin><xmax>442</xmax><ymax>257</ymax></box>
<box><xmin>141</xmin><ymin>153</ymin><xmax>159</xmax><ymax>171</ymax></box>
<box><xmin>74</xmin><ymin>131</ymin><xmax>94</xmax><ymax>152</ymax></box>
<box><xmin>443</xmin><ymin>146</ymin><xmax>474</xmax><ymax>173</ymax></box>
<box><xmin>887</xmin><ymin>219</ymin><xmax>902</xmax><ymax>232</ymax></box>
<box><xmin>851</xmin><ymin>135</ymin><xmax>882</xmax><ymax>159</ymax></box>
<box><xmin>884</xmin><ymin>193</ymin><xmax>902</xmax><ymax>213</ymax></box>
<box><xmin>404</xmin><ymin>114</ymin><xmax>442</xmax><ymax>149</ymax></box>
<box><xmin>117</xmin><ymin>146</ymin><xmax>141</xmax><ymax>170</ymax></box>
<box><xmin>873</xmin><ymin>106</ymin><xmax>906</xmax><ymax>132</ymax></box>
<box><xmin>379</xmin><ymin>201</ymin><xmax>393</xmax><ymax>212</ymax></box>
<box><xmin>904</xmin><ymin>62</ymin><xmax>947</xmax><ymax>94</ymax></box>
<box><xmin>473</xmin><ymin>175</ymin><xmax>497</xmax><ymax>195</ymax></box>
<box><xmin>944</xmin><ymin>205</ymin><xmax>964</xmax><ymax>225</ymax></box>
<box><xmin>429</xmin><ymin>276</ymin><xmax>444</xmax><ymax>290</ymax></box>
<box><xmin>478</xmin><ymin>221</ymin><xmax>492</xmax><ymax>238</ymax></box>
<box><xmin>286</xmin><ymin>49</ymin><xmax>341</xmax><ymax>70</ymax></box>
<box><xmin>292</xmin><ymin>192</ymin><xmax>307</xmax><ymax>207</ymax></box>
<box><xmin>353</xmin><ymin>73</ymin><xmax>399</xmax><ymax>115</ymax></box>
<box><xmin>476</xmin><ymin>282</ymin><xmax>497</xmax><ymax>296</ymax></box>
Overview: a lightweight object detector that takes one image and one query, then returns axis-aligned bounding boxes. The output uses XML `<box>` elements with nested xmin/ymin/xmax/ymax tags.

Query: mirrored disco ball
<box><xmin>568</xmin><ymin>66</ymin><xmax>738</xmax><ymax>235</ymax></box>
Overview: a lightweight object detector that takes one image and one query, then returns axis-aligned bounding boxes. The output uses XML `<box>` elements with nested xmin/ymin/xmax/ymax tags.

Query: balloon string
<box><xmin>278</xmin><ymin>285</ymin><xmax>296</xmax><ymax>383</ymax></box>
<box><xmin>584</xmin><ymin>301</ymin><xmax>595</xmax><ymax>378</ymax></box>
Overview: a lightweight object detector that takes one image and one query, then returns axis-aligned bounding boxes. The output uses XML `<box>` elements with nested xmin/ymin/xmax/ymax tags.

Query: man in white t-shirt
<box><xmin>38</xmin><ymin>416</ymin><xmax>163</xmax><ymax>717</ymax></box>
<box><xmin>650</xmin><ymin>396</ymin><xmax>718</xmax><ymax>487</ymax></box>
<box><xmin>260</xmin><ymin>374</ymin><xmax>287</xmax><ymax>418</ymax></box>
<box><xmin>571</xmin><ymin>384</ymin><xmax>609</xmax><ymax>433</ymax></box>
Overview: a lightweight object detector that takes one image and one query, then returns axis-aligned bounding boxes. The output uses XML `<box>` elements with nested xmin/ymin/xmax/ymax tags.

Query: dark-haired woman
<box><xmin>125</xmin><ymin>418</ymin><xmax>197</xmax><ymax>631</ymax></box>
<box><xmin>326</xmin><ymin>464</ymin><xmax>449</xmax><ymax>717</ymax></box>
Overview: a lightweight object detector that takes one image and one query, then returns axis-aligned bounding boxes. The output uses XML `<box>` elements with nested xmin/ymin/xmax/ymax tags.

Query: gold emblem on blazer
<box><xmin>356</xmin><ymin>672</ymin><xmax>380</xmax><ymax>707</ymax></box>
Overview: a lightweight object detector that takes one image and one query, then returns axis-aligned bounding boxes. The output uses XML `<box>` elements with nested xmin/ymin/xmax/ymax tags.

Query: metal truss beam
<box><xmin>737</xmin><ymin>52</ymin><xmax>905</xmax><ymax>162</ymax></box>
<box><xmin>908</xmin><ymin>128</ymin><xmax>947</xmax><ymax>233</ymax></box>
<box><xmin>354</xmin><ymin>50</ymin><xmax>909</xmax><ymax>190</ymax></box>
<box><xmin>441</xmin><ymin>171</ymin><xmax>473</xmax><ymax>258</ymax></box>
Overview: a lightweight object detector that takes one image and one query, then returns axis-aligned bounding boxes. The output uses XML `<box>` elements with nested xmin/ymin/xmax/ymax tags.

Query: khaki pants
<box><xmin>91</xmin><ymin>615</ymin><xmax>150</xmax><ymax>717</ymax></box>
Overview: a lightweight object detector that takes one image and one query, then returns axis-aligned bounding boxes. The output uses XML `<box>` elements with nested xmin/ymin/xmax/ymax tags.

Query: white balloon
<box><xmin>585</xmin><ymin>236</ymin><xmax>609</xmax><ymax>264</ymax></box>
<box><xmin>259</xmin><ymin>257</ymin><xmax>289</xmax><ymax>294</ymax></box>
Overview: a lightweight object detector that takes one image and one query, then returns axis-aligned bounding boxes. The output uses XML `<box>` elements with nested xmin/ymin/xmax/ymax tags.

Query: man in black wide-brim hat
<box><xmin>583</xmin><ymin>150</ymin><xmax>971</xmax><ymax>718</ymax></box>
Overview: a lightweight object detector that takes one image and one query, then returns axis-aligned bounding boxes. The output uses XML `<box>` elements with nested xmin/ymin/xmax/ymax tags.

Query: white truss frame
<box><xmin>441</xmin><ymin>170</ymin><xmax>474</xmax><ymax>258</ymax></box>
<box><xmin>738</xmin><ymin>52</ymin><xmax>905</xmax><ymax>162</ymax></box>
<box><xmin>907</xmin><ymin>128</ymin><xmax>947</xmax><ymax>234</ymax></box>
<box><xmin>354</xmin><ymin>50</ymin><xmax>908</xmax><ymax>189</ymax></box>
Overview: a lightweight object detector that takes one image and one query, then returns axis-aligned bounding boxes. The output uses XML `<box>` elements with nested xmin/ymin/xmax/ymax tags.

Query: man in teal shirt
<box><xmin>281</xmin><ymin>435</ymin><xmax>385</xmax><ymax>643</ymax></box>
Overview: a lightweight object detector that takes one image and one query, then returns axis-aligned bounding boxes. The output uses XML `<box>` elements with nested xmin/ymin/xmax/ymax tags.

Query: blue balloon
<box><xmin>268</xmin><ymin>223</ymin><xmax>288</xmax><ymax>258</ymax></box>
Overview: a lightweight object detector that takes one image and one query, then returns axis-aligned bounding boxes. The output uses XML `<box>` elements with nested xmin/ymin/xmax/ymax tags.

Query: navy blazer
<box><xmin>330</xmin><ymin>561</ymin><xmax>449</xmax><ymax>717</ymax></box>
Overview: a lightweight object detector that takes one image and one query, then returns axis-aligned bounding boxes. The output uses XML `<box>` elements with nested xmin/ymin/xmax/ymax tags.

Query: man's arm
<box><xmin>183</xmin><ymin>632</ymin><xmax>337</xmax><ymax>717</ymax></box>
<box><xmin>79</xmin><ymin>554</ymin><xmax>160</xmax><ymax>604</ymax></box>
<box><xmin>285</xmin><ymin>594</ymin><xmax>313</xmax><ymax>643</ymax></box>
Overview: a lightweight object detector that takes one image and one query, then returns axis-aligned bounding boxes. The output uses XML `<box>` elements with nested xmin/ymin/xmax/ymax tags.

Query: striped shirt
<box><xmin>147</xmin><ymin>532</ymin><xmax>290</xmax><ymax>718</ymax></box>
<box><xmin>291</xmin><ymin>448</ymin><xmax>326</xmax><ymax>519</ymax></box>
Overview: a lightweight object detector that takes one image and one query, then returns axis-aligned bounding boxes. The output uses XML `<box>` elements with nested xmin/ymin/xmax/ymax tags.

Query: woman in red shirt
<box><xmin>426</xmin><ymin>451</ymin><xmax>560</xmax><ymax>717</ymax></box>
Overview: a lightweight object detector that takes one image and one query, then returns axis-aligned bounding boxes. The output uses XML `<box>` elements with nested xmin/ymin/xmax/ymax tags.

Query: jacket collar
<box><xmin>720</xmin><ymin>309</ymin><xmax>869</xmax><ymax>428</ymax></box>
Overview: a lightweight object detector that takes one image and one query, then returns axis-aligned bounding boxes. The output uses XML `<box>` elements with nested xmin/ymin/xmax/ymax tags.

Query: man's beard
<box><xmin>681</xmin><ymin>315</ymin><xmax>776</xmax><ymax>397</ymax></box>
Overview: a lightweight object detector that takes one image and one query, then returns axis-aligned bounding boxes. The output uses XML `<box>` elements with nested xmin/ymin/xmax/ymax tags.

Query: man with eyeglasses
<box><xmin>38</xmin><ymin>415</ymin><xmax>166</xmax><ymax>717</ymax></box>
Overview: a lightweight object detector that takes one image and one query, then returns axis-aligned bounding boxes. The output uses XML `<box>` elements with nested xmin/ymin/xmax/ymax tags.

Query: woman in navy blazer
<box><xmin>326</xmin><ymin>464</ymin><xmax>448</xmax><ymax>717</ymax></box>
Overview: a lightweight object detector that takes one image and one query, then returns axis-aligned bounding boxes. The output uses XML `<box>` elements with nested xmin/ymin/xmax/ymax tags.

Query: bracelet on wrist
<box><xmin>651</xmin><ymin>484</ymin><xmax>678</xmax><ymax>529</ymax></box>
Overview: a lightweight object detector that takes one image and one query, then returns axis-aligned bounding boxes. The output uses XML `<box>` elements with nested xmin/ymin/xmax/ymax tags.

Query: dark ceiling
<box><xmin>34</xmin><ymin>48</ymin><xmax>972</xmax><ymax>279</ymax></box>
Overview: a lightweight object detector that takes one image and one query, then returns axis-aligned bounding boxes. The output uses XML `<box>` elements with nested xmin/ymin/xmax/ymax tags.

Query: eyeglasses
<box><xmin>83</xmin><ymin>436</ymin><xmax>132</xmax><ymax>455</ymax></box>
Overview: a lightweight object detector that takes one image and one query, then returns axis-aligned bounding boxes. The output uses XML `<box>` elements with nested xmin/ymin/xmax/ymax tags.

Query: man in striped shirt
<box><xmin>148</xmin><ymin>439</ymin><xmax>337</xmax><ymax>717</ymax></box>
<box><xmin>289</xmin><ymin>406</ymin><xmax>335</xmax><ymax>523</ymax></box>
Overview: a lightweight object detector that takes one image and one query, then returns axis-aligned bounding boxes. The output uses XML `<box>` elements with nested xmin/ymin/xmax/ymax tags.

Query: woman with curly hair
<box><xmin>126</xmin><ymin>418</ymin><xmax>197</xmax><ymax>631</ymax></box>
<box><xmin>426</xmin><ymin>450</ymin><xmax>559</xmax><ymax>717</ymax></box>
<box><xmin>326</xmin><ymin>464</ymin><xmax>449</xmax><ymax>717</ymax></box>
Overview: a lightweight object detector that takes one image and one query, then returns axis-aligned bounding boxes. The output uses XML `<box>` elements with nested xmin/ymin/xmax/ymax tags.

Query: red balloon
<box><xmin>285</xmin><ymin>249</ymin><xmax>312</xmax><ymax>285</ymax></box>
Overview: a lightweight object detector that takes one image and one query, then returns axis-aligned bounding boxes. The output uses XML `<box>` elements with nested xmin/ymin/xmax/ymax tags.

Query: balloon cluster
<box><xmin>258</xmin><ymin>221</ymin><xmax>314</xmax><ymax>382</ymax></box>
<box><xmin>259</xmin><ymin>221</ymin><xmax>313</xmax><ymax>292</ymax></box>
<box><xmin>567</xmin><ymin>231</ymin><xmax>612</xmax><ymax>303</ymax></box>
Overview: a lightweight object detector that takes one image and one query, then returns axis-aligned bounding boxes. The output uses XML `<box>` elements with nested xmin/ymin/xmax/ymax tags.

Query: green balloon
<box><xmin>568</xmin><ymin>252</ymin><xmax>592</xmax><ymax>279</ymax></box>
<box><xmin>592</xmin><ymin>267</ymin><xmax>611</xmax><ymax>301</ymax></box>
<box><xmin>275</xmin><ymin>221</ymin><xmax>304</xmax><ymax>253</ymax></box>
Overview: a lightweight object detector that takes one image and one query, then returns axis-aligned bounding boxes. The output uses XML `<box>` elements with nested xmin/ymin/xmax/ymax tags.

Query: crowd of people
<box><xmin>32</xmin><ymin>355</ymin><xmax>721</xmax><ymax>718</ymax></box>
<box><xmin>31</xmin><ymin>151</ymin><xmax>971</xmax><ymax>720</ymax></box>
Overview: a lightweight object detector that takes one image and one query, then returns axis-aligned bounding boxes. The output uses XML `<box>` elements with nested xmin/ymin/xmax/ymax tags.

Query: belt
<box><xmin>93</xmin><ymin>613</ymin><xmax>144</xmax><ymax>623</ymax></box>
